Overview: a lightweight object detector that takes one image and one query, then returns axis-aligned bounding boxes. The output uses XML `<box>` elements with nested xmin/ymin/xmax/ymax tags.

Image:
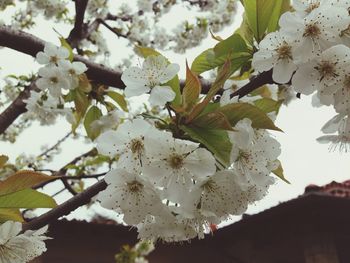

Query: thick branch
<box><xmin>0</xmin><ymin>82</ymin><xmax>35</xmax><ymax>134</ymax></box>
<box><xmin>67</xmin><ymin>0</ymin><xmax>89</xmax><ymax>48</ymax></box>
<box><xmin>0</xmin><ymin>25</ymin><xmax>125</xmax><ymax>88</ymax></box>
<box><xmin>0</xmin><ymin>26</ymin><xmax>213</xmax><ymax>91</ymax></box>
<box><xmin>23</xmin><ymin>179</ymin><xmax>107</xmax><ymax>231</ymax></box>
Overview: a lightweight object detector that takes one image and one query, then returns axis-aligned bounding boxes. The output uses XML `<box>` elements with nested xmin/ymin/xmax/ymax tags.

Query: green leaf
<box><xmin>0</xmin><ymin>208</ymin><xmax>24</xmax><ymax>223</ymax></box>
<box><xmin>181</xmin><ymin>125</ymin><xmax>232</xmax><ymax>166</ymax></box>
<box><xmin>59</xmin><ymin>37</ymin><xmax>74</xmax><ymax>61</ymax></box>
<box><xmin>0</xmin><ymin>155</ymin><xmax>8</xmax><ymax>169</ymax></box>
<box><xmin>191</xmin><ymin>49</ymin><xmax>251</xmax><ymax>75</ymax></box>
<box><xmin>216</xmin><ymin>103</ymin><xmax>282</xmax><ymax>131</ymax></box>
<box><xmin>0</xmin><ymin>171</ymin><xmax>57</xmax><ymax>196</ymax></box>
<box><xmin>267</xmin><ymin>0</ymin><xmax>291</xmax><ymax>33</ymax></box>
<box><xmin>107</xmin><ymin>91</ymin><xmax>128</xmax><ymax>112</ymax></box>
<box><xmin>213</xmin><ymin>33</ymin><xmax>248</xmax><ymax>58</ymax></box>
<box><xmin>84</xmin><ymin>106</ymin><xmax>103</xmax><ymax>140</ymax></box>
<box><xmin>254</xmin><ymin>98</ymin><xmax>283</xmax><ymax>114</ymax></box>
<box><xmin>181</xmin><ymin>63</ymin><xmax>201</xmax><ymax>113</ymax></box>
<box><xmin>235</xmin><ymin>14</ymin><xmax>254</xmax><ymax>46</ymax></box>
<box><xmin>241</xmin><ymin>0</ymin><xmax>289</xmax><ymax>42</ymax></box>
<box><xmin>187</xmin><ymin>60</ymin><xmax>231</xmax><ymax>123</ymax></box>
<box><xmin>74</xmin><ymin>89</ymin><xmax>90</xmax><ymax>116</ymax></box>
<box><xmin>0</xmin><ymin>189</ymin><xmax>57</xmax><ymax>208</ymax></box>
<box><xmin>272</xmin><ymin>160</ymin><xmax>290</xmax><ymax>184</ymax></box>
<box><xmin>77</xmin><ymin>74</ymin><xmax>92</xmax><ymax>93</ymax></box>
<box><xmin>192</xmin><ymin>112</ymin><xmax>233</xmax><ymax>131</ymax></box>
<box><xmin>136</xmin><ymin>46</ymin><xmax>161</xmax><ymax>57</ymax></box>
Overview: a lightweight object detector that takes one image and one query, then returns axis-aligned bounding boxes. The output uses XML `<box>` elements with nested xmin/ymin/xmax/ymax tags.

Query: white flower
<box><xmin>36</xmin><ymin>42</ymin><xmax>69</xmax><ymax>66</ymax></box>
<box><xmin>293</xmin><ymin>0</ymin><xmax>328</xmax><ymax>17</ymax></box>
<box><xmin>57</xmin><ymin>60</ymin><xmax>87</xmax><ymax>89</ymax></box>
<box><xmin>0</xmin><ymin>221</ymin><xmax>49</xmax><ymax>263</ymax></box>
<box><xmin>197</xmin><ymin>170</ymin><xmax>248</xmax><ymax>217</ymax></box>
<box><xmin>96</xmin><ymin>119</ymin><xmax>154</xmax><ymax>172</ymax></box>
<box><xmin>279</xmin><ymin>7</ymin><xmax>350</xmax><ymax>63</ymax></box>
<box><xmin>229</xmin><ymin>119</ymin><xmax>281</xmax><ymax>196</ymax></box>
<box><xmin>121</xmin><ymin>55</ymin><xmax>179</xmax><ymax>106</ymax></box>
<box><xmin>143</xmin><ymin>133</ymin><xmax>216</xmax><ymax>203</ymax></box>
<box><xmin>36</xmin><ymin>66</ymin><xmax>71</xmax><ymax>97</ymax></box>
<box><xmin>317</xmin><ymin>113</ymin><xmax>350</xmax><ymax>152</ymax></box>
<box><xmin>24</xmin><ymin>90</ymin><xmax>64</xmax><ymax>125</ymax></box>
<box><xmin>292</xmin><ymin>44</ymin><xmax>350</xmax><ymax>96</ymax></box>
<box><xmin>137</xmin><ymin>216</ymin><xmax>197</xmax><ymax>242</ymax></box>
<box><xmin>90</xmin><ymin>110</ymin><xmax>122</xmax><ymax>134</ymax></box>
<box><xmin>252</xmin><ymin>31</ymin><xmax>297</xmax><ymax>84</ymax></box>
<box><xmin>97</xmin><ymin>169</ymin><xmax>164</xmax><ymax>225</ymax></box>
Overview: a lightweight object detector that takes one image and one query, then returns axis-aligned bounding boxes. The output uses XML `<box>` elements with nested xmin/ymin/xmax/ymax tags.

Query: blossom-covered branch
<box><xmin>0</xmin><ymin>25</ymin><xmax>125</xmax><ymax>88</ymax></box>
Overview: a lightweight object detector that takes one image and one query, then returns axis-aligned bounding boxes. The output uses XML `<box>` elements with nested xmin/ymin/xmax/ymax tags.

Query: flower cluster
<box><xmin>252</xmin><ymin>0</ymin><xmax>350</xmax><ymax>151</ymax></box>
<box><xmin>24</xmin><ymin>42</ymin><xmax>87</xmax><ymax>125</ymax></box>
<box><xmin>96</xmin><ymin>114</ymin><xmax>280</xmax><ymax>242</ymax></box>
<box><xmin>0</xmin><ymin>221</ymin><xmax>49</xmax><ymax>262</ymax></box>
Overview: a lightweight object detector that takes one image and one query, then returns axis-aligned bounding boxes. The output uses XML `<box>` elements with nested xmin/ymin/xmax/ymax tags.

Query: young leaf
<box><xmin>0</xmin><ymin>189</ymin><xmax>57</xmax><ymax>208</ymax></box>
<box><xmin>187</xmin><ymin>60</ymin><xmax>231</xmax><ymax>123</ymax></box>
<box><xmin>136</xmin><ymin>46</ymin><xmax>161</xmax><ymax>57</ymax></box>
<box><xmin>216</xmin><ymin>103</ymin><xmax>282</xmax><ymax>131</ymax></box>
<box><xmin>59</xmin><ymin>37</ymin><xmax>74</xmax><ymax>61</ymax></box>
<box><xmin>192</xmin><ymin>112</ymin><xmax>233</xmax><ymax>131</ymax></box>
<box><xmin>74</xmin><ymin>89</ymin><xmax>90</xmax><ymax>116</ymax></box>
<box><xmin>107</xmin><ymin>91</ymin><xmax>128</xmax><ymax>112</ymax></box>
<box><xmin>78</xmin><ymin>74</ymin><xmax>92</xmax><ymax>93</ymax></box>
<box><xmin>191</xmin><ymin>48</ymin><xmax>251</xmax><ymax>75</ymax></box>
<box><xmin>181</xmin><ymin>125</ymin><xmax>232</xmax><ymax>166</ymax></box>
<box><xmin>267</xmin><ymin>0</ymin><xmax>291</xmax><ymax>33</ymax></box>
<box><xmin>84</xmin><ymin>106</ymin><xmax>103</xmax><ymax>140</ymax></box>
<box><xmin>213</xmin><ymin>33</ymin><xmax>248</xmax><ymax>58</ymax></box>
<box><xmin>241</xmin><ymin>0</ymin><xmax>288</xmax><ymax>42</ymax></box>
<box><xmin>0</xmin><ymin>155</ymin><xmax>8</xmax><ymax>168</ymax></box>
<box><xmin>181</xmin><ymin>62</ymin><xmax>201</xmax><ymax>113</ymax></box>
<box><xmin>272</xmin><ymin>160</ymin><xmax>290</xmax><ymax>184</ymax></box>
<box><xmin>0</xmin><ymin>208</ymin><xmax>24</xmax><ymax>223</ymax></box>
<box><xmin>254</xmin><ymin>98</ymin><xmax>283</xmax><ymax>114</ymax></box>
<box><xmin>0</xmin><ymin>170</ymin><xmax>57</xmax><ymax>196</ymax></box>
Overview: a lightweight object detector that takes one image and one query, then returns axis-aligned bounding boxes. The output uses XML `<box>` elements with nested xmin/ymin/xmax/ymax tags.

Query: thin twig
<box><xmin>36</xmin><ymin>131</ymin><xmax>72</xmax><ymax>159</ymax></box>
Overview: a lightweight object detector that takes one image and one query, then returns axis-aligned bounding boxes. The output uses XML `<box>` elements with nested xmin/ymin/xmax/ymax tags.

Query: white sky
<box><xmin>1</xmin><ymin>1</ymin><xmax>350</xmax><ymax>222</ymax></box>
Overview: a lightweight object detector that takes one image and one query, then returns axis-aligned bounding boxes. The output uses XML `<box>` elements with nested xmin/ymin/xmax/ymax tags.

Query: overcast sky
<box><xmin>1</xmin><ymin>1</ymin><xmax>350</xmax><ymax>223</ymax></box>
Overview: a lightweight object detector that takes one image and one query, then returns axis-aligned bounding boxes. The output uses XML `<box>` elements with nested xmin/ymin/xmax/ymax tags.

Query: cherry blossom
<box><xmin>317</xmin><ymin>114</ymin><xmax>350</xmax><ymax>152</ymax></box>
<box><xmin>98</xmin><ymin>169</ymin><xmax>165</xmax><ymax>225</ymax></box>
<box><xmin>57</xmin><ymin>60</ymin><xmax>87</xmax><ymax>89</ymax></box>
<box><xmin>279</xmin><ymin>6</ymin><xmax>350</xmax><ymax>63</ymax></box>
<box><xmin>36</xmin><ymin>66</ymin><xmax>71</xmax><ymax>97</ymax></box>
<box><xmin>96</xmin><ymin>119</ymin><xmax>155</xmax><ymax>172</ymax></box>
<box><xmin>36</xmin><ymin>42</ymin><xmax>69</xmax><ymax>66</ymax></box>
<box><xmin>292</xmin><ymin>44</ymin><xmax>350</xmax><ymax>96</ymax></box>
<box><xmin>0</xmin><ymin>221</ymin><xmax>49</xmax><ymax>263</ymax></box>
<box><xmin>252</xmin><ymin>31</ymin><xmax>297</xmax><ymax>84</ymax></box>
<box><xmin>121</xmin><ymin>55</ymin><xmax>179</xmax><ymax>106</ymax></box>
<box><xmin>143</xmin><ymin>132</ymin><xmax>216</xmax><ymax>203</ymax></box>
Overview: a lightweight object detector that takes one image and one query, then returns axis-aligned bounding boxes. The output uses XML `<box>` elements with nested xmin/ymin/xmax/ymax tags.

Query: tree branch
<box><xmin>0</xmin><ymin>82</ymin><xmax>35</xmax><ymax>135</ymax></box>
<box><xmin>0</xmin><ymin>25</ymin><xmax>125</xmax><ymax>88</ymax></box>
<box><xmin>231</xmin><ymin>70</ymin><xmax>274</xmax><ymax>99</ymax></box>
<box><xmin>67</xmin><ymin>0</ymin><xmax>89</xmax><ymax>48</ymax></box>
<box><xmin>22</xmin><ymin>179</ymin><xmax>107</xmax><ymax>231</ymax></box>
